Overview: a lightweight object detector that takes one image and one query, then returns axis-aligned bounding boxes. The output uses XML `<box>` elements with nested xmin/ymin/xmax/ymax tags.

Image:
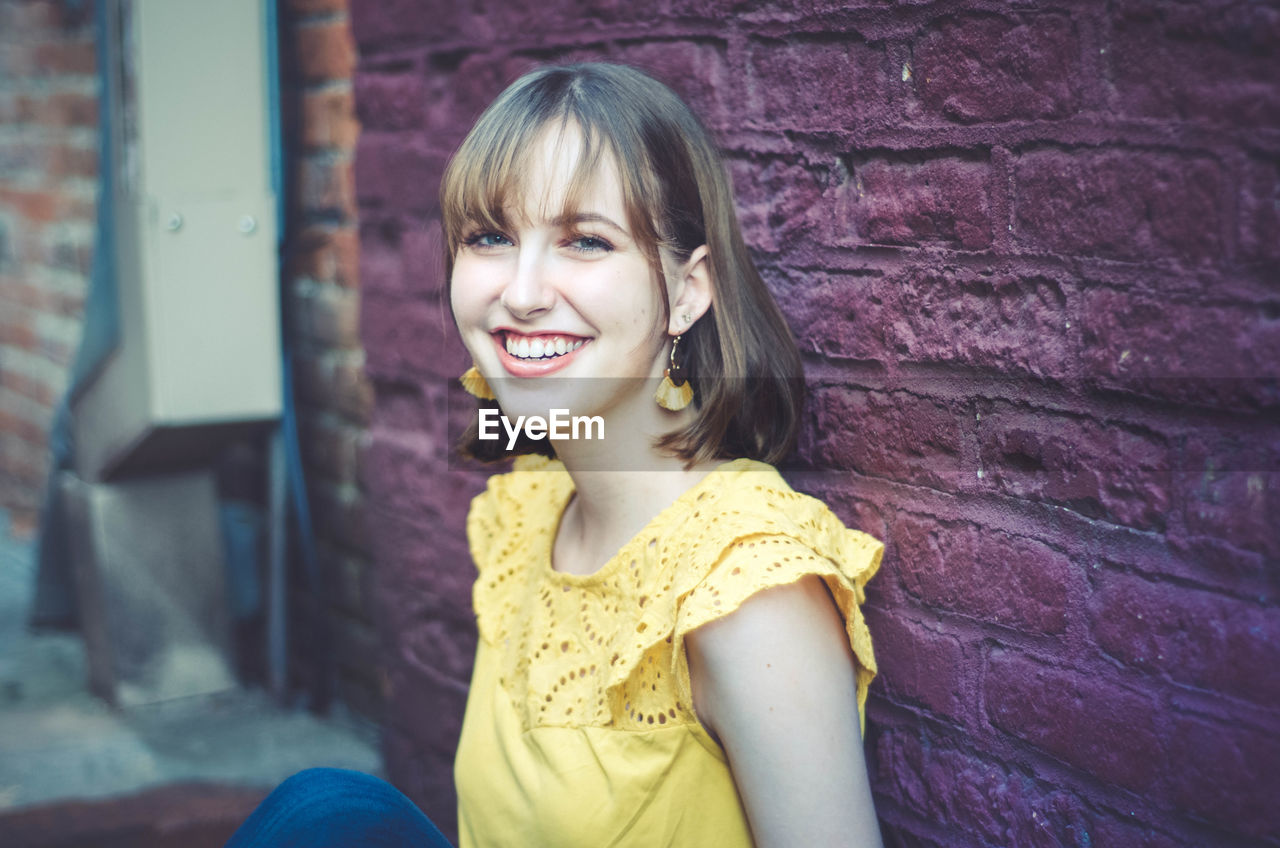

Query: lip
<box><xmin>491</xmin><ymin>330</ymin><xmax>591</xmax><ymax>378</ymax></box>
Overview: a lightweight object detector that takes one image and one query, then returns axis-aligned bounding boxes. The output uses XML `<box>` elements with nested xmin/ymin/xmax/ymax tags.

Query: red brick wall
<box><xmin>352</xmin><ymin>2</ymin><xmax>1280</xmax><ymax>845</ymax></box>
<box><xmin>0</xmin><ymin>0</ymin><xmax>96</xmax><ymax>537</ymax></box>
<box><xmin>280</xmin><ymin>0</ymin><xmax>382</xmax><ymax>723</ymax></box>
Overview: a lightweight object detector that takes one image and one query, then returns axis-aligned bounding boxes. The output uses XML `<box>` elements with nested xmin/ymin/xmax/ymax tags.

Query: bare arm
<box><xmin>685</xmin><ymin>574</ymin><xmax>885</xmax><ymax>848</ymax></box>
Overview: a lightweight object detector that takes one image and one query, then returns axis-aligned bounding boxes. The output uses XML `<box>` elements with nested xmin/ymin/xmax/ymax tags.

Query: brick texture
<box><xmin>345</xmin><ymin>2</ymin><xmax>1280</xmax><ymax>846</ymax></box>
<box><xmin>0</xmin><ymin>0</ymin><xmax>95</xmax><ymax>536</ymax></box>
<box><xmin>280</xmin><ymin>0</ymin><xmax>378</xmax><ymax>724</ymax></box>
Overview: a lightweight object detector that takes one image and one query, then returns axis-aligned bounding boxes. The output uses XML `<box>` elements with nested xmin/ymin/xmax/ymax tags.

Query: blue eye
<box><xmin>568</xmin><ymin>235</ymin><xmax>613</xmax><ymax>254</ymax></box>
<box><xmin>464</xmin><ymin>231</ymin><xmax>512</xmax><ymax>248</ymax></box>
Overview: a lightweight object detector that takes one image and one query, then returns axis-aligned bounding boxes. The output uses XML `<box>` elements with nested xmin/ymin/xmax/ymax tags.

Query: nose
<box><xmin>500</xmin><ymin>247</ymin><xmax>555</xmax><ymax>319</ymax></box>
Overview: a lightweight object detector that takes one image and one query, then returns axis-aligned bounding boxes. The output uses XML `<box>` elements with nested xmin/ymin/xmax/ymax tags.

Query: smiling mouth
<box><xmin>501</xmin><ymin>332</ymin><xmax>588</xmax><ymax>361</ymax></box>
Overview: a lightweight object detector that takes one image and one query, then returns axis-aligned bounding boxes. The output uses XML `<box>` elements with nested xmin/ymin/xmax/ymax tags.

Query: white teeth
<box><xmin>503</xmin><ymin>335</ymin><xmax>586</xmax><ymax>360</ymax></box>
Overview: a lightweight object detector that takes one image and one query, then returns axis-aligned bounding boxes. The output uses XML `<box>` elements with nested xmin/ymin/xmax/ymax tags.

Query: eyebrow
<box><xmin>550</xmin><ymin>212</ymin><xmax>629</xmax><ymax>234</ymax></box>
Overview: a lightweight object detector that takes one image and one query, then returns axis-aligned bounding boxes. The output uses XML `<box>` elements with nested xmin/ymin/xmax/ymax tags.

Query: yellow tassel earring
<box><xmin>459</xmin><ymin>365</ymin><xmax>496</xmax><ymax>400</ymax></box>
<box><xmin>654</xmin><ymin>334</ymin><xmax>693</xmax><ymax>411</ymax></box>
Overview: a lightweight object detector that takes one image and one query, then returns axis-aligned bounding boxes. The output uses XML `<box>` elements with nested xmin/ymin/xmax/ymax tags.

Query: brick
<box><xmin>977</xmin><ymin>403</ymin><xmax>1171</xmax><ymax>531</ymax></box>
<box><xmin>308</xmin><ymin>480</ymin><xmax>367</xmax><ymax>551</ymax></box>
<box><xmin>612</xmin><ymin>40</ymin><xmax>730</xmax><ymax>130</ymax></box>
<box><xmin>357</xmin><ymin>219</ymin><xmax>408</xmax><ymax>294</ymax></box>
<box><xmin>294</xmin><ymin>351</ymin><xmax>374</xmax><ymax>423</ymax></box>
<box><xmin>33</xmin><ymin>91</ymin><xmax>97</xmax><ymax>128</ymax></box>
<box><xmin>299</xmin><ymin>414</ymin><xmax>361</xmax><ymax>485</ymax></box>
<box><xmin>44</xmin><ymin>142</ymin><xmax>98</xmax><ymax>180</ymax></box>
<box><xmin>1014</xmin><ymin>150</ymin><xmax>1223</xmax><ymax>265</ymax></box>
<box><xmin>365</xmin><ymin>376</ymin><xmax>441</xmax><ymax>436</ymax></box>
<box><xmin>1239</xmin><ymin>158</ymin><xmax>1280</xmax><ymax>266</ymax></box>
<box><xmin>361</xmin><ymin>430</ymin><xmax>452</xmax><ymax>519</ymax></box>
<box><xmin>727</xmin><ymin>157</ymin><xmax>824</xmax><ymax>255</ymax></box>
<box><xmin>1181</xmin><ymin>468</ymin><xmax>1280</xmax><ymax>563</ymax></box>
<box><xmin>1088</xmin><ymin>816</ymin><xmax>1183</xmax><ymax>848</ymax></box>
<box><xmin>361</xmin><ymin>289</ymin><xmax>465</xmax><ymax>381</ymax></box>
<box><xmin>874</xmin><ymin>728</ymin><xmax>1093</xmax><ymax>847</ymax></box>
<box><xmin>863</xmin><ymin>610</ymin><xmax>966</xmax><ymax>720</ymax></box>
<box><xmin>350</xmin><ymin>0</ymin><xmax>458</xmax><ymax>47</ymax></box>
<box><xmin>912</xmin><ymin>12</ymin><xmax>1082</xmax><ymax>124</ymax></box>
<box><xmin>468</xmin><ymin>0</ymin><xmax>652</xmax><ymax>38</ymax></box>
<box><xmin>779</xmin><ymin>270</ymin><xmax>883</xmax><ymax>363</ymax></box>
<box><xmin>354</xmin><ymin>73</ymin><xmax>425</xmax><ymax>132</ymax></box>
<box><xmin>0</xmin><ymin>276</ymin><xmax>85</xmax><ymax>318</ymax></box>
<box><xmin>400</xmin><ymin>220</ymin><xmax>446</xmax><ymax>296</ymax></box>
<box><xmin>836</xmin><ymin>156</ymin><xmax>992</xmax><ymax>250</ymax></box>
<box><xmin>32</xmin><ymin>39</ymin><xmax>97</xmax><ymax>75</ymax></box>
<box><xmin>0</xmin><ymin>365</ymin><xmax>57</xmax><ymax>407</ymax></box>
<box><xmin>7</xmin><ymin>0</ymin><xmax>92</xmax><ymax>32</ymax></box>
<box><xmin>290</xmin><ymin>224</ymin><xmax>359</xmax><ymax>288</ymax></box>
<box><xmin>746</xmin><ymin>36</ymin><xmax>887</xmax><ymax>131</ymax></box>
<box><xmin>0</xmin><ymin>187</ymin><xmax>58</xmax><ymax>222</ymax></box>
<box><xmin>353</xmin><ymin>134</ymin><xmax>447</xmax><ymax>216</ymax></box>
<box><xmin>294</xmin><ymin>20</ymin><xmax>356</xmax><ymax>84</ymax></box>
<box><xmin>364</xmin><ymin>499</ymin><xmax>478</xmax><ymax>614</ymax></box>
<box><xmin>811</xmin><ymin>387</ymin><xmax>964</xmax><ymax>488</ymax></box>
<box><xmin>1080</xmin><ymin>289</ymin><xmax>1280</xmax><ymax>409</ymax></box>
<box><xmin>301</xmin><ymin>86</ymin><xmax>359</xmax><ymax>150</ymax></box>
<box><xmin>292</xmin><ymin>281</ymin><xmax>360</xmax><ymax>348</ymax></box>
<box><xmin>287</xmin><ymin>0</ymin><xmax>349</xmax><ymax>16</ymax></box>
<box><xmin>1112</xmin><ymin>0</ymin><xmax>1280</xmax><ymax>129</ymax></box>
<box><xmin>1089</xmin><ymin>571</ymin><xmax>1280</xmax><ymax>706</ymax></box>
<box><xmin>985</xmin><ymin>650</ymin><xmax>1162</xmax><ymax>792</ymax></box>
<box><xmin>896</xmin><ymin>515</ymin><xmax>1072</xmax><ymax>634</ymax></box>
<box><xmin>0</xmin><ymin>409</ymin><xmax>46</xmax><ymax>450</ymax></box>
<box><xmin>296</xmin><ymin>154</ymin><xmax>357</xmax><ymax>220</ymax></box>
<box><xmin>1165</xmin><ymin>713</ymin><xmax>1280</xmax><ymax>839</ymax></box>
<box><xmin>385</xmin><ymin>661</ymin><xmax>470</xmax><ymax>758</ymax></box>
<box><xmin>0</xmin><ymin>43</ymin><xmax>36</xmax><ymax>79</ymax></box>
<box><xmin>884</xmin><ymin>267</ymin><xmax>1070</xmax><ymax>376</ymax></box>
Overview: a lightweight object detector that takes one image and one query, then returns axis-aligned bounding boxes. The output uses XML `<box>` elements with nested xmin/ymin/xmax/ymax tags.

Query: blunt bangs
<box><xmin>441</xmin><ymin>69</ymin><xmax>674</xmax><ymax>280</ymax></box>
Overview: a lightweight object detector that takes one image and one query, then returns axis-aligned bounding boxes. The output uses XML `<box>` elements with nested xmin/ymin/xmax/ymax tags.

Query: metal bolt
<box><xmin>238</xmin><ymin>215</ymin><xmax>257</xmax><ymax>235</ymax></box>
<box><xmin>165</xmin><ymin>212</ymin><xmax>183</xmax><ymax>232</ymax></box>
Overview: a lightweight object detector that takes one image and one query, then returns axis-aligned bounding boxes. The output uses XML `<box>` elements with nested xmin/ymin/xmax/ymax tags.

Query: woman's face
<box><xmin>450</xmin><ymin>124</ymin><xmax>675</xmax><ymax>424</ymax></box>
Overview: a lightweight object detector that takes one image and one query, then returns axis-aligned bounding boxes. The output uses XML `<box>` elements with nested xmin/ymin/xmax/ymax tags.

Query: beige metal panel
<box><xmin>72</xmin><ymin>192</ymin><xmax>154</xmax><ymax>478</ymax></box>
<box><xmin>133</xmin><ymin>0</ymin><xmax>272</xmax><ymax>198</ymax></box>
<box><xmin>145</xmin><ymin>194</ymin><xmax>281</xmax><ymax>423</ymax></box>
<box><xmin>73</xmin><ymin>0</ymin><xmax>281</xmax><ymax>478</ymax></box>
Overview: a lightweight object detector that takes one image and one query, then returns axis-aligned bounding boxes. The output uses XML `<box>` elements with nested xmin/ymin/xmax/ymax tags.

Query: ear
<box><xmin>667</xmin><ymin>244</ymin><xmax>714</xmax><ymax>335</ymax></box>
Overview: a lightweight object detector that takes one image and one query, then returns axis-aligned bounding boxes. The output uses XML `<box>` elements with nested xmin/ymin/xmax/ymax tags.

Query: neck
<box><xmin>548</xmin><ymin>393</ymin><xmax>720</xmax><ymax>574</ymax></box>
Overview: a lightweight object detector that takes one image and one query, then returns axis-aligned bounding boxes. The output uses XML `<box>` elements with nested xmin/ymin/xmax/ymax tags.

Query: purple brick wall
<box><xmin>350</xmin><ymin>1</ymin><xmax>1280</xmax><ymax>845</ymax></box>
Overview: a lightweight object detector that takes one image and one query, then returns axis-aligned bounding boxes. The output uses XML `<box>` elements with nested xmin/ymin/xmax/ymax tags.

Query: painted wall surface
<box><xmin>352</xmin><ymin>1</ymin><xmax>1280</xmax><ymax>846</ymax></box>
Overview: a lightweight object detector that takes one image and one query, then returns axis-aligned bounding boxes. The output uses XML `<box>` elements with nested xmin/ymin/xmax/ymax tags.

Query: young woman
<box><xmin>227</xmin><ymin>63</ymin><xmax>884</xmax><ymax>848</ymax></box>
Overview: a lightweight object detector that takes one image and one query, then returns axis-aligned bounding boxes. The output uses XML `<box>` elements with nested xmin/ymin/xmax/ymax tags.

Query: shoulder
<box><xmin>466</xmin><ymin>455</ymin><xmax>570</xmax><ymax>574</ymax></box>
<box><xmin>665</xmin><ymin>459</ymin><xmax>884</xmax><ymax>598</ymax></box>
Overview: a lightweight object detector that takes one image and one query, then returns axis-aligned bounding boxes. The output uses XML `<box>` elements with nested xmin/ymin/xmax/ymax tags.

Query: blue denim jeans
<box><xmin>224</xmin><ymin>768</ymin><xmax>454</xmax><ymax>847</ymax></box>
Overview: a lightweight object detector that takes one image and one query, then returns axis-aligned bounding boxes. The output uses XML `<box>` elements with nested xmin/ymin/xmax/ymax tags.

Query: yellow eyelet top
<box><xmin>455</xmin><ymin>455</ymin><xmax>883</xmax><ymax>848</ymax></box>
